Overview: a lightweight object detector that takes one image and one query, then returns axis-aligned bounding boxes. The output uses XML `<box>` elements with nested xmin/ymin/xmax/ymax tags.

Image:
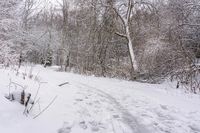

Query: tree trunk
<box><xmin>125</xmin><ymin>20</ymin><xmax>138</xmax><ymax>72</ymax></box>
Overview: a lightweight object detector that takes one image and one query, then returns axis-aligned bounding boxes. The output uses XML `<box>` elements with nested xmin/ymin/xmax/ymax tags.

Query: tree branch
<box><xmin>115</xmin><ymin>32</ymin><xmax>127</xmax><ymax>38</ymax></box>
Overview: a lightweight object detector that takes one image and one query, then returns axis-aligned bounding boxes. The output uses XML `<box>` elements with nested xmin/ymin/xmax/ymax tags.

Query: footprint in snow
<box><xmin>79</xmin><ymin>121</ymin><xmax>88</xmax><ymax>129</ymax></box>
<box><xmin>58</xmin><ymin>122</ymin><xmax>73</xmax><ymax>133</ymax></box>
<box><xmin>75</xmin><ymin>98</ymin><xmax>83</xmax><ymax>102</ymax></box>
<box><xmin>189</xmin><ymin>124</ymin><xmax>200</xmax><ymax>133</ymax></box>
<box><xmin>160</xmin><ymin>105</ymin><xmax>168</xmax><ymax>110</ymax></box>
<box><xmin>89</xmin><ymin>121</ymin><xmax>105</xmax><ymax>132</ymax></box>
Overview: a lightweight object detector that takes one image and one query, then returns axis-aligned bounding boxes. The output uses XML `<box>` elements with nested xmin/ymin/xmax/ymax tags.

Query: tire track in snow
<box><xmin>75</xmin><ymin>82</ymin><xmax>150</xmax><ymax>133</ymax></box>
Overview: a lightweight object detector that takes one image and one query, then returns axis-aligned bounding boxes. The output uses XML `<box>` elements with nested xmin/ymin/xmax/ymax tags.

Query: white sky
<box><xmin>37</xmin><ymin>0</ymin><xmax>74</xmax><ymax>9</ymax></box>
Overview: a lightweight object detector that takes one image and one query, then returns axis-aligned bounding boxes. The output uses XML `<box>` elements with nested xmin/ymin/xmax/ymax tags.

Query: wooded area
<box><xmin>0</xmin><ymin>0</ymin><xmax>200</xmax><ymax>92</ymax></box>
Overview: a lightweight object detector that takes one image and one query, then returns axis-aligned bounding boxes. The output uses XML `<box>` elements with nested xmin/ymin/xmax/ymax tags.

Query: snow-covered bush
<box><xmin>171</xmin><ymin>64</ymin><xmax>200</xmax><ymax>94</ymax></box>
<box><xmin>0</xmin><ymin>0</ymin><xmax>22</xmax><ymax>66</ymax></box>
<box><xmin>138</xmin><ymin>38</ymin><xmax>192</xmax><ymax>83</ymax></box>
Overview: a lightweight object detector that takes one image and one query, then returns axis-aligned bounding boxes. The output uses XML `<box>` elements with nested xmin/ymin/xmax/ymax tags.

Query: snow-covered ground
<box><xmin>0</xmin><ymin>65</ymin><xmax>200</xmax><ymax>133</ymax></box>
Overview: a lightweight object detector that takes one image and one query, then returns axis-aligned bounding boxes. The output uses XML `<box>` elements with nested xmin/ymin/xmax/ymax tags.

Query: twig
<box><xmin>28</xmin><ymin>97</ymin><xmax>40</xmax><ymax>113</ymax></box>
<box><xmin>10</xmin><ymin>81</ymin><xmax>26</xmax><ymax>90</ymax></box>
<box><xmin>8</xmin><ymin>78</ymin><xmax>12</xmax><ymax>96</ymax></box>
<box><xmin>28</xmin><ymin>81</ymin><xmax>47</xmax><ymax>113</ymax></box>
<box><xmin>32</xmin><ymin>81</ymin><xmax>47</xmax><ymax>106</ymax></box>
<box><xmin>33</xmin><ymin>82</ymin><xmax>42</xmax><ymax>102</ymax></box>
<box><xmin>58</xmin><ymin>82</ymin><xmax>69</xmax><ymax>87</ymax></box>
<box><xmin>34</xmin><ymin>71</ymin><xmax>41</xmax><ymax>81</ymax></box>
<box><xmin>33</xmin><ymin>96</ymin><xmax>58</xmax><ymax>119</ymax></box>
<box><xmin>23</xmin><ymin>93</ymin><xmax>32</xmax><ymax>115</ymax></box>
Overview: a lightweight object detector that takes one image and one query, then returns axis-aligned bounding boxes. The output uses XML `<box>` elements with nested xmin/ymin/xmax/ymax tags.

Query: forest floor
<box><xmin>0</xmin><ymin>65</ymin><xmax>200</xmax><ymax>133</ymax></box>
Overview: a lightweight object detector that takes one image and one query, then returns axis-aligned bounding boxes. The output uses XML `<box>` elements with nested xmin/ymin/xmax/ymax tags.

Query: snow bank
<box><xmin>0</xmin><ymin>65</ymin><xmax>200</xmax><ymax>133</ymax></box>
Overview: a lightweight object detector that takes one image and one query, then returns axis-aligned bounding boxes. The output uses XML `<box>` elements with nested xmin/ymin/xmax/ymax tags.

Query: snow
<box><xmin>0</xmin><ymin>65</ymin><xmax>200</xmax><ymax>133</ymax></box>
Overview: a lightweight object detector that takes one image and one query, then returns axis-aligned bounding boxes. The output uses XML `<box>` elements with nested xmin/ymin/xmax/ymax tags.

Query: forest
<box><xmin>0</xmin><ymin>0</ymin><xmax>200</xmax><ymax>91</ymax></box>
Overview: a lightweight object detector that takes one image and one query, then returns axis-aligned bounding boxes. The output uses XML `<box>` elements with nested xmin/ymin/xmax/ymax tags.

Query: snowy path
<box><xmin>74</xmin><ymin>82</ymin><xmax>148</xmax><ymax>133</ymax></box>
<box><xmin>72</xmin><ymin>81</ymin><xmax>200</xmax><ymax>133</ymax></box>
<box><xmin>0</xmin><ymin>65</ymin><xmax>200</xmax><ymax>133</ymax></box>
